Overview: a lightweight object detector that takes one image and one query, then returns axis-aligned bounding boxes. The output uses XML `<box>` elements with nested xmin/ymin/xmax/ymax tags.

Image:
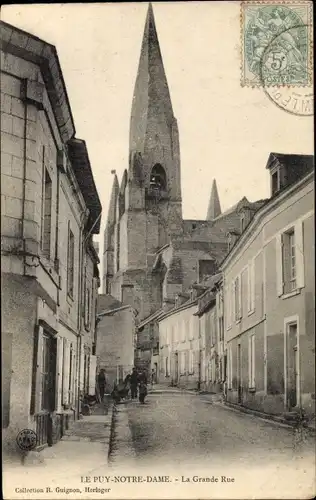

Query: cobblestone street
<box><xmin>109</xmin><ymin>391</ymin><xmax>315</xmax><ymax>498</ymax></box>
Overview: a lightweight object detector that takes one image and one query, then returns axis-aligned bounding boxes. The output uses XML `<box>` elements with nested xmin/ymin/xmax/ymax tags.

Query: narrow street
<box><xmin>109</xmin><ymin>390</ymin><xmax>315</xmax><ymax>499</ymax></box>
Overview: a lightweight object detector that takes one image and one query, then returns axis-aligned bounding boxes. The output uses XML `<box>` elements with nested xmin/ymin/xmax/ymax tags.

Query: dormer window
<box><xmin>271</xmin><ymin>170</ymin><xmax>280</xmax><ymax>195</ymax></box>
<box><xmin>271</xmin><ymin>163</ymin><xmax>286</xmax><ymax>196</ymax></box>
<box><xmin>240</xmin><ymin>214</ymin><xmax>245</xmax><ymax>233</ymax></box>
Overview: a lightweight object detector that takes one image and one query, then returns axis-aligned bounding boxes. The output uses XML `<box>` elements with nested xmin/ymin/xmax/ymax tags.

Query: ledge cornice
<box><xmin>1</xmin><ymin>20</ymin><xmax>75</xmax><ymax>143</ymax></box>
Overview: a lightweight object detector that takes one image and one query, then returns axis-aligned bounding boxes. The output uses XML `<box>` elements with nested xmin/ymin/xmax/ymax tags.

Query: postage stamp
<box><xmin>241</xmin><ymin>1</ymin><xmax>313</xmax><ymax>87</ymax></box>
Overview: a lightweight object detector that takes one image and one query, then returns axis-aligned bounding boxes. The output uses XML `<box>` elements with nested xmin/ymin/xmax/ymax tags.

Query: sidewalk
<box><xmin>149</xmin><ymin>384</ymin><xmax>316</xmax><ymax>434</ymax></box>
<box><xmin>3</xmin><ymin>400</ymin><xmax>115</xmax><ymax>499</ymax></box>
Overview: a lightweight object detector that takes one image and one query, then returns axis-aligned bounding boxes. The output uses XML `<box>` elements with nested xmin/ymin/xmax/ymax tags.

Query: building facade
<box><xmin>96</xmin><ymin>295</ymin><xmax>136</xmax><ymax>390</ymax></box>
<box><xmin>221</xmin><ymin>153</ymin><xmax>314</xmax><ymax>419</ymax></box>
<box><xmin>1</xmin><ymin>22</ymin><xmax>102</xmax><ymax>454</ymax></box>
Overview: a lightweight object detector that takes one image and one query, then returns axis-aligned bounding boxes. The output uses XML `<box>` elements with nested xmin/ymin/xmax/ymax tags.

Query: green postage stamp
<box><xmin>241</xmin><ymin>1</ymin><xmax>313</xmax><ymax>87</ymax></box>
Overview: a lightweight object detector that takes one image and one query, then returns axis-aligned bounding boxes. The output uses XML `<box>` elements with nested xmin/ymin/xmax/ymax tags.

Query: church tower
<box><xmin>103</xmin><ymin>4</ymin><xmax>183</xmax><ymax>320</ymax></box>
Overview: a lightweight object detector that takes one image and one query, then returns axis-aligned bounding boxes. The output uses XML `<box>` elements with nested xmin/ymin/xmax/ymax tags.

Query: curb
<box><xmin>222</xmin><ymin>401</ymin><xmax>316</xmax><ymax>436</ymax></box>
<box><xmin>108</xmin><ymin>401</ymin><xmax>117</xmax><ymax>460</ymax></box>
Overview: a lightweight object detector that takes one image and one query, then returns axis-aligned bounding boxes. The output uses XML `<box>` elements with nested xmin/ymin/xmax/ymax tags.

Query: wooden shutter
<box><xmin>62</xmin><ymin>339</ymin><xmax>70</xmax><ymax>405</ymax></box>
<box><xmin>88</xmin><ymin>355</ymin><xmax>97</xmax><ymax>395</ymax></box>
<box><xmin>275</xmin><ymin>233</ymin><xmax>284</xmax><ymax>296</ymax></box>
<box><xmin>247</xmin><ymin>266</ymin><xmax>251</xmax><ymax>312</ymax></box>
<box><xmin>238</xmin><ymin>275</ymin><xmax>242</xmax><ymax>319</ymax></box>
<box><xmin>56</xmin><ymin>336</ymin><xmax>64</xmax><ymax>411</ymax></box>
<box><xmin>79</xmin><ymin>344</ymin><xmax>85</xmax><ymax>390</ymax></box>
<box><xmin>231</xmin><ymin>281</ymin><xmax>236</xmax><ymax>323</ymax></box>
<box><xmin>295</xmin><ymin>221</ymin><xmax>305</xmax><ymax>288</ymax></box>
<box><xmin>69</xmin><ymin>343</ymin><xmax>76</xmax><ymax>404</ymax></box>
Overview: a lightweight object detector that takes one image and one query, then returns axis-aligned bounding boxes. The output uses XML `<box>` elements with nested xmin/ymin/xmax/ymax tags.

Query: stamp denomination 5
<box><xmin>241</xmin><ymin>1</ymin><xmax>313</xmax><ymax>87</ymax></box>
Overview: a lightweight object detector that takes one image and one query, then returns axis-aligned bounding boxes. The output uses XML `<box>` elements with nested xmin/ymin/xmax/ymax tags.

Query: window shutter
<box><xmin>79</xmin><ymin>344</ymin><xmax>85</xmax><ymax>390</ymax></box>
<box><xmin>231</xmin><ymin>282</ymin><xmax>236</xmax><ymax>322</ymax></box>
<box><xmin>70</xmin><ymin>347</ymin><xmax>76</xmax><ymax>405</ymax></box>
<box><xmin>251</xmin><ymin>259</ymin><xmax>255</xmax><ymax>311</ymax></box>
<box><xmin>275</xmin><ymin>233</ymin><xmax>284</xmax><ymax>296</ymax></box>
<box><xmin>247</xmin><ymin>266</ymin><xmax>252</xmax><ymax>312</ymax></box>
<box><xmin>238</xmin><ymin>275</ymin><xmax>242</xmax><ymax>319</ymax></box>
<box><xmin>62</xmin><ymin>339</ymin><xmax>70</xmax><ymax>405</ymax></box>
<box><xmin>56</xmin><ymin>336</ymin><xmax>64</xmax><ymax>411</ymax></box>
<box><xmin>295</xmin><ymin>221</ymin><xmax>305</xmax><ymax>288</ymax></box>
<box><xmin>88</xmin><ymin>355</ymin><xmax>97</xmax><ymax>395</ymax></box>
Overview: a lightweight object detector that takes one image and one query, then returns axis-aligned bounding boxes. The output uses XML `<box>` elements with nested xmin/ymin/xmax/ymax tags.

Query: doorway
<box><xmin>174</xmin><ymin>352</ymin><xmax>179</xmax><ymax>385</ymax></box>
<box><xmin>237</xmin><ymin>343</ymin><xmax>242</xmax><ymax>404</ymax></box>
<box><xmin>286</xmin><ymin>322</ymin><xmax>299</xmax><ymax>410</ymax></box>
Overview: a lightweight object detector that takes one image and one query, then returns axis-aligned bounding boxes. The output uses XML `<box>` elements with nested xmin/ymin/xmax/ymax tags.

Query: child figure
<box><xmin>138</xmin><ymin>381</ymin><xmax>147</xmax><ymax>404</ymax></box>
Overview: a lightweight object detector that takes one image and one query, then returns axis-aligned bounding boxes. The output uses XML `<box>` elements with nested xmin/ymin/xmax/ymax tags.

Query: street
<box><xmin>109</xmin><ymin>390</ymin><xmax>315</xmax><ymax>498</ymax></box>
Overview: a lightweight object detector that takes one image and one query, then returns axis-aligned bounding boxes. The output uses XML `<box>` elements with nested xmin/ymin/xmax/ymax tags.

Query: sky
<box><xmin>2</xmin><ymin>1</ymin><xmax>313</xmax><ymax>258</ymax></box>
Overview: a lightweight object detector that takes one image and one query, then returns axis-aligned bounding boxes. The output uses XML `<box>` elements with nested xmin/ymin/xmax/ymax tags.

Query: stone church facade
<box><xmin>102</xmin><ymin>4</ymin><xmax>266</xmax><ymax>372</ymax></box>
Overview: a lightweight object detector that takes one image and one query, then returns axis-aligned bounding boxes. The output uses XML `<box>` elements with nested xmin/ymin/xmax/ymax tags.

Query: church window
<box><xmin>150</xmin><ymin>164</ymin><xmax>167</xmax><ymax>191</ymax></box>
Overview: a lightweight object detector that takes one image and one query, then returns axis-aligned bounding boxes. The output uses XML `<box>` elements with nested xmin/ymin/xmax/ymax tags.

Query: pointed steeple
<box><xmin>107</xmin><ymin>173</ymin><xmax>119</xmax><ymax>228</ymax></box>
<box><xmin>206</xmin><ymin>179</ymin><xmax>221</xmax><ymax>220</ymax></box>
<box><xmin>129</xmin><ymin>3</ymin><xmax>175</xmax><ymax>155</ymax></box>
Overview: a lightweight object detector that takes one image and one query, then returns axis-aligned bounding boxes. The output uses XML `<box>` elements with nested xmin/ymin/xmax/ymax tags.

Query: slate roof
<box><xmin>97</xmin><ymin>294</ymin><xmax>123</xmax><ymax>315</ymax></box>
<box><xmin>67</xmin><ymin>139</ymin><xmax>102</xmax><ymax>234</ymax></box>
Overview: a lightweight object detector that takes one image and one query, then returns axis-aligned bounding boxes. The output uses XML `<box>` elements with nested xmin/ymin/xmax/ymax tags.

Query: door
<box><xmin>174</xmin><ymin>352</ymin><xmax>179</xmax><ymax>385</ymax></box>
<box><xmin>286</xmin><ymin>322</ymin><xmax>299</xmax><ymax>410</ymax></box>
<box><xmin>237</xmin><ymin>343</ymin><xmax>242</xmax><ymax>403</ymax></box>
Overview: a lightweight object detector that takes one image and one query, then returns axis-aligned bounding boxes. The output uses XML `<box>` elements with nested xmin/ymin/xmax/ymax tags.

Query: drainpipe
<box><xmin>21</xmin><ymin>86</ymin><xmax>28</xmax><ymax>275</ymax></box>
<box><xmin>76</xmin><ymin>210</ymin><xmax>88</xmax><ymax>418</ymax></box>
<box><xmin>55</xmin><ymin>165</ymin><xmax>60</xmax><ymax>306</ymax></box>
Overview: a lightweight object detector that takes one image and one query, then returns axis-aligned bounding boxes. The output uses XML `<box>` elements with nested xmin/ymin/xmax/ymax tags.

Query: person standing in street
<box><xmin>97</xmin><ymin>369</ymin><xmax>106</xmax><ymax>402</ymax></box>
<box><xmin>139</xmin><ymin>380</ymin><xmax>148</xmax><ymax>404</ymax></box>
<box><xmin>130</xmin><ymin>367</ymin><xmax>138</xmax><ymax>399</ymax></box>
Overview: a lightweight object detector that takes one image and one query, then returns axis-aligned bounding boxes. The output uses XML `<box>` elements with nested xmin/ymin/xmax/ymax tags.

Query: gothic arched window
<box><xmin>150</xmin><ymin>164</ymin><xmax>167</xmax><ymax>191</ymax></box>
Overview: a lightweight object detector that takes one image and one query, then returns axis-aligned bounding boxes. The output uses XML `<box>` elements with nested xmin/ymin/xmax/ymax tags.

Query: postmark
<box><xmin>260</xmin><ymin>31</ymin><xmax>314</xmax><ymax>115</ymax></box>
<box><xmin>241</xmin><ymin>1</ymin><xmax>313</xmax><ymax>87</ymax></box>
<box><xmin>16</xmin><ymin>428</ymin><xmax>37</xmax><ymax>451</ymax></box>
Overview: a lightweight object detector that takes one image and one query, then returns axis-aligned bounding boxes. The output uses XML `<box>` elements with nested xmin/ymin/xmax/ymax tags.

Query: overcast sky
<box><xmin>2</xmin><ymin>2</ymin><xmax>313</xmax><ymax>253</ymax></box>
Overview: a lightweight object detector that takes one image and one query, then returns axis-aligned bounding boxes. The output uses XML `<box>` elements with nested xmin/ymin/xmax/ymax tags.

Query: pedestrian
<box><xmin>130</xmin><ymin>367</ymin><xmax>138</xmax><ymax>399</ymax></box>
<box><xmin>139</xmin><ymin>370</ymin><xmax>147</xmax><ymax>385</ymax></box>
<box><xmin>97</xmin><ymin>369</ymin><xmax>106</xmax><ymax>402</ymax></box>
<box><xmin>151</xmin><ymin>368</ymin><xmax>155</xmax><ymax>386</ymax></box>
<box><xmin>139</xmin><ymin>380</ymin><xmax>148</xmax><ymax>404</ymax></box>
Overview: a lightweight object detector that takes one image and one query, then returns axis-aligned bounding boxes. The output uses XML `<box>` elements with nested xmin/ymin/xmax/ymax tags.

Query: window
<box><xmin>225</xmin><ymin>284</ymin><xmax>232</xmax><ymax>330</ymax></box>
<box><xmin>234</xmin><ymin>276</ymin><xmax>242</xmax><ymax>321</ymax></box>
<box><xmin>227</xmin><ymin>345</ymin><xmax>232</xmax><ymax>389</ymax></box>
<box><xmin>248</xmin><ymin>334</ymin><xmax>255</xmax><ymax>389</ymax></box>
<box><xmin>277</xmin><ymin>222</ymin><xmax>304</xmax><ymax>296</ymax></box>
<box><xmin>271</xmin><ymin>170</ymin><xmax>279</xmax><ymax>195</ymax></box>
<box><xmin>188</xmin><ymin>316</ymin><xmax>194</xmax><ymax>340</ymax></box>
<box><xmin>289</xmin><ymin>230</ymin><xmax>296</xmax><ymax>291</ymax></box>
<box><xmin>247</xmin><ymin>259</ymin><xmax>255</xmax><ymax>313</ymax></box>
<box><xmin>240</xmin><ymin>214</ymin><xmax>245</xmax><ymax>233</ymax></box>
<box><xmin>67</xmin><ymin>226</ymin><xmax>75</xmax><ymax>297</ymax></box>
<box><xmin>219</xmin><ymin>316</ymin><xmax>224</xmax><ymax>342</ymax></box>
<box><xmin>41</xmin><ymin>168</ymin><xmax>52</xmax><ymax>257</ymax></box>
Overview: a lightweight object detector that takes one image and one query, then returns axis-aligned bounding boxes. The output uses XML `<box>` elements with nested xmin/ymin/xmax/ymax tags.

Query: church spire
<box><xmin>129</xmin><ymin>2</ymin><xmax>175</xmax><ymax>155</ymax></box>
<box><xmin>106</xmin><ymin>172</ymin><xmax>119</xmax><ymax>231</ymax></box>
<box><xmin>206</xmin><ymin>179</ymin><xmax>221</xmax><ymax>220</ymax></box>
